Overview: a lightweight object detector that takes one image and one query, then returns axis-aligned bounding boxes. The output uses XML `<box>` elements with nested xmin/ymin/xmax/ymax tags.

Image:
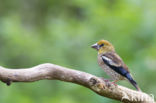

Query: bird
<box><xmin>91</xmin><ymin>40</ymin><xmax>141</xmax><ymax>91</ymax></box>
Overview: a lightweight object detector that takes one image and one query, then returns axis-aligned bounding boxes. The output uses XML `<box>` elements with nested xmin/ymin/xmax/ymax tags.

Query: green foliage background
<box><xmin>0</xmin><ymin>0</ymin><xmax>156</xmax><ymax>103</ymax></box>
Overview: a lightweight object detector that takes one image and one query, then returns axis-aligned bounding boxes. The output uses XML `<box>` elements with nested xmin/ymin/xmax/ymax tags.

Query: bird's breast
<box><xmin>97</xmin><ymin>55</ymin><xmax>125</xmax><ymax>80</ymax></box>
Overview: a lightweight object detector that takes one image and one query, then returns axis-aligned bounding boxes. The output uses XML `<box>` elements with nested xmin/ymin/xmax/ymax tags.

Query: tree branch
<box><xmin>0</xmin><ymin>63</ymin><xmax>154</xmax><ymax>103</ymax></box>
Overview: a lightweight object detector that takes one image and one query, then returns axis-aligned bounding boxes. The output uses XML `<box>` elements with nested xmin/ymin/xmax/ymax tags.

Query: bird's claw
<box><xmin>111</xmin><ymin>82</ymin><xmax>117</xmax><ymax>86</ymax></box>
<box><xmin>99</xmin><ymin>77</ymin><xmax>118</xmax><ymax>88</ymax></box>
<box><xmin>99</xmin><ymin>77</ymin><xmax>112</xmax><ymax>87</ymax></box>
<box><xmin>99</xmin><ymin>77</ymin><xmax>112</xmax><ymax>82</ymax></box>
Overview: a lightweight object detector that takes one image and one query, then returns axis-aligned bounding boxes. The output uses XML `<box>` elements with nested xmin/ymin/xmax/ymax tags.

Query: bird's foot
<box><xmin>104</xmin><ymin>79</ymin><xmax>110</xmax><ymax>82</ymax></box>
<box><xmin>99</xmin><ymin>77</ymin><xmax>112</xmax><ymax>87</ymax></box>
<box><xmin>99</xmin><ymin>77</ymin><xmax>112</xmax><ymax>82</ymax></box>
<box><xmin>111</xmin><ymin>80</ymin><xmax>118</xmax><ymax>86</ymax></box>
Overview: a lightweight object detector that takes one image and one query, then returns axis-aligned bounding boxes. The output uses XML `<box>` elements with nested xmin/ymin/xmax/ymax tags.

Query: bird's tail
<box><xmin>126</xmin><ymin>73</ymin><xmax>141</xmax><ymax>92</ymax></box>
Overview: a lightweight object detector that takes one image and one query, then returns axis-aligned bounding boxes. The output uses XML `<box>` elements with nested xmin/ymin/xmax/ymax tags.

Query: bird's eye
<box><xmin>99</xmin><ymin>44</ymin><xmax>104</xmax><ymax>47</ymax></box>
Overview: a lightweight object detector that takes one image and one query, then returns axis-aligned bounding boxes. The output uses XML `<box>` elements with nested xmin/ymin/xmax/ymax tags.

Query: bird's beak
<box><xmin>91</xmin><ymin>43</ymin><xmax>99</xmax><ymax>50</ymax></box>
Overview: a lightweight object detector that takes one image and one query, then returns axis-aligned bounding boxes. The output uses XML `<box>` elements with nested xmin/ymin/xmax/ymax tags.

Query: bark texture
<box><xmin>0</xmin><ymin>63</ymin><xmax>155</xmax><ymax>103</ymax></box>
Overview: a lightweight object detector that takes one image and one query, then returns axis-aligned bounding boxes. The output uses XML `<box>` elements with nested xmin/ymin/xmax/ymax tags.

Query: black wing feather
<box><xmin>101</xmin><ymin>56</ymin><xmax>128</xmax><ymax>77</ymax></box>
<box><xmin>102</xmin><ymin>55</ymin><xmax>141</xmax><ymax>91</ymax></box>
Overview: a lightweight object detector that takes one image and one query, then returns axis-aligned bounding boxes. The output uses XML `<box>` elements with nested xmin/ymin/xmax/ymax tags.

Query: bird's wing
<box><xmin>102</xmin><ymin>52</ymin><xmax>130</xmax><ymax>76</ymax></box>
<box><xmin>102</xmin><ymin>52</ymin><xmax>141</xmax><ymax>91</ymax></box>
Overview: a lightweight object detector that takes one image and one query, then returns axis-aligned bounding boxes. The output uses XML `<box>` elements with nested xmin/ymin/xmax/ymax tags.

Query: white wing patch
<box><xmin>102</xmin><ymin>56</ymin><xmax>118</xmax><ymax>67</ymax></box>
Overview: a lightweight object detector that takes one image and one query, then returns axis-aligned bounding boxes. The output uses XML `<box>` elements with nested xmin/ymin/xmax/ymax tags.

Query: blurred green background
<box><xmin>0</xmin><ymin>0</ymin><xmax>156</xmax><ymax>103</ymax></box>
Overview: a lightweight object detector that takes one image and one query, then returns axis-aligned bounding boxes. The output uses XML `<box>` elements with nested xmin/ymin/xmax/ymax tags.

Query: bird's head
<box><xmin>91</xmin><ymin>40</ymin><xmax>115</xmax><ymax>54</ymax></box>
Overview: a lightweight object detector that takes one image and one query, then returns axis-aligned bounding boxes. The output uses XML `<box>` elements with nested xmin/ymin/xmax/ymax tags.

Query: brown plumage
<box><xmin>91</xmin><ymin>40</ymin><xmax>141</xmax><ymax>91</ymax></box>
<box><xmin>97</xmin><ymin>52</ymin><xmax>126</xmax><ymax>81</ymax></box>
<box><xmin>103</xmin><ymin>52</ymin><xmax>129</xmax><ymax>72</ymax></box>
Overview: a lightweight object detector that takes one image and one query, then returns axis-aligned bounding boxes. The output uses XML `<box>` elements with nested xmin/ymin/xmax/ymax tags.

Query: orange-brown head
<box><xmin>91</xmin><ymin>40</ymin><xmax>115</xmax><ymax>54</ymax></box>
